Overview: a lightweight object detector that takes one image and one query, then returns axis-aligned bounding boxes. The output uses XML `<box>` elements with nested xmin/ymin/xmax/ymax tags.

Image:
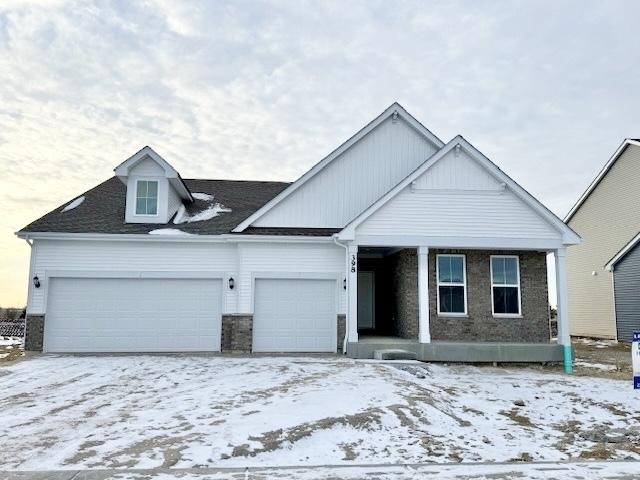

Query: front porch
<box><xmin>344</xmin><ymin>245</ymin><xmax>572</xmax><ymax>369</ymax></box>
<box><xmin>348</xmin><ymin>336</ymin><xmax>563</xmax><ymax>362</ymax></box>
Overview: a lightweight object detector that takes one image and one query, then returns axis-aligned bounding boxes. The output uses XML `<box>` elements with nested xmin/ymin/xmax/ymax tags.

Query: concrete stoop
<box><xmin>373</xmin><ymin>349</ymin><xmax>417</xmax><ymax>360</ymax></box>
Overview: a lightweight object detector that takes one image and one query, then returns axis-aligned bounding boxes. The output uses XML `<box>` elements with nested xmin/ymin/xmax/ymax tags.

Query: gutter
<box><xmin>332</xmin><ymin>234</ymin><xmax>350</xmax><ymax>354</ymax></box>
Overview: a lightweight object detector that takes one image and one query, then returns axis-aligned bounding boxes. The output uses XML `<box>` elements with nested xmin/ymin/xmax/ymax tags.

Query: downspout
<box><xmin>332</xmin><ymin>234</ymin><xmax>350</xmax><ymax>354</ymax></box>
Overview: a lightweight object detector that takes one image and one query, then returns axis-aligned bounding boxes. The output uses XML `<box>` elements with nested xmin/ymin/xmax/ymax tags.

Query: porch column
<box><xmin>418</xmin><ymin>246</ymin><xmax>431</xmax><ymax>343</ymax></box>
<box><xmin>347</xmin><ymin>243</ymin><xmax>358</xmax><ymax>343</ymax></box>
<box><xmin>554</xmin><ymin>247</ymin><xmax>572</xmax><ymax>374</ymax></box>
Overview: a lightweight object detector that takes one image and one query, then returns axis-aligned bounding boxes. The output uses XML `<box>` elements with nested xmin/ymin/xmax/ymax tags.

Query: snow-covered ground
<box><xmin>0</xmin><ymin>356</ymin><xmax>638</xmax><ymax>471</ymax></box>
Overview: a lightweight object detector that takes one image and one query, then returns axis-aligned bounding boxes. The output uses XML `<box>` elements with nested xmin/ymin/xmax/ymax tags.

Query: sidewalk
<box><xmin>2</xmin><ymin>460</ymin><xmax>640</xmax><ymax>480</ymax></box>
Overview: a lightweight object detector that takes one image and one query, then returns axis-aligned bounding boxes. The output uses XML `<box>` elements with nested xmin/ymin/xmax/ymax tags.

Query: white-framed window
<box><xmin>491</xmin><ymin>255</ymin><xmax>521</xmax><ymax>316</ymax></box>
<box><xmin>135</xmin><ymin>180</ymin><xmax>158</xmax><ymax>215</ymax></box>
<box><xmin>436</xmin><ymin>254</ymin><xmax>467</xmax><ymax>315</ymax></box>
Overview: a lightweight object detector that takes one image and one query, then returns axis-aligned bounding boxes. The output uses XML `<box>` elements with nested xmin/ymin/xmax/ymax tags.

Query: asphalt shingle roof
<box><xmin>19</xmin><ymin>177</ymin><xmax>292</xmax><ymax>236</ymax></box>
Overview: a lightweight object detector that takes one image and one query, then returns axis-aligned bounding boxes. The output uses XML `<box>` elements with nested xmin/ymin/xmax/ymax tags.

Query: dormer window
<box><xmin>135</xmin><ymin>180</ymin><xmax>158</xmax><ymax>215</ymax></box>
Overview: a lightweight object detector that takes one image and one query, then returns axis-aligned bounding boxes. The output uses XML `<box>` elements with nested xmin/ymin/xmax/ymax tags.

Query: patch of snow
<box><xmin>574</xmin><ymin>360</ymin><xmax>617</xmax><ymax>371</ymax></box>
<box><xmin>1</xmin><ymin>357</ymin><xmax>639</xmax><ymax>471</ymax></box>
<box><xmin>0</xmin><ymin>337</ymin><xmax>22</xmax><ymax>346</ymax></box>
<box><xmin>61</xmin><ymin>196</ymin><xmax>85</xmax><ymax>212</ymax></box>
<box><xmin>575</xmin><ymin>337</ymin><xmax>618</xmax><ymax>348</ymax></box>
<box><xmin>174</xmin><ymin>203</ymin><xmax>231</xmax><ymax>224</ymax></box>
<box><xmin>191</xmin><ymin>192</ymin><xmax>214</xmax><ymax>201</ymax></box>
<box><xmin>0</xmin><ymin>353</ymin><xmax>8</xmax><ymax>359</ymax></box>
<box><xmin>148</xmin><ymin>228</ymin><xmax>194</xmax><ymax>236</ymax></box>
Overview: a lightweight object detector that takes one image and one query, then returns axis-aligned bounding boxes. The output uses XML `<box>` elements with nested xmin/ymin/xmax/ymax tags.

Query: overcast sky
<box><xmin>1</xmin><ymin>0</ymin><xmax>639</xmax><ymax>307</ymax></box>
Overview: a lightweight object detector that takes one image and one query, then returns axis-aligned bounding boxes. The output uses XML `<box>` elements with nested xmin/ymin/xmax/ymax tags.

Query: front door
<box><xmin>358</xmin><ymin>271</ymin><xmax>375</xmax><ymax>329</ymax></box>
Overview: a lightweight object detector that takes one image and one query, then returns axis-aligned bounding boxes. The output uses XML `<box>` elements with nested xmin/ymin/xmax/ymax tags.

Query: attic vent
<box><xmin>391</xmin><ymin>110</ymin><xmax>399</xmax><ymax>123</ymax></box>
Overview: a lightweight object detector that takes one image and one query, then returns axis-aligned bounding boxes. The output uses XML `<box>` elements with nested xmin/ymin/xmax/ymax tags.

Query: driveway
<box><xmin>0</xmin><ymin>356</ymin><xmax>638</xmax><ymax>471</ymax></box>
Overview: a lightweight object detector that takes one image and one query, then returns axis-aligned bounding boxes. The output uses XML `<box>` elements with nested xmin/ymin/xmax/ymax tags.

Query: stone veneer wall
<box><xmin>337</xmin><ymin>314</ymin><xmax>346</xmax><ymax>352</ymax></box>
<box><xmin>389</xmin><ymin>249</ymin><xmax>419</xmax><ymax>339</ymax></box>
<box><xmin>24</xmin><ymin>315</ymin><xmax>45</xmax><ymax>351</ymax></box>
<box><xmin>428</xmin><ymin>249</ymin><xmax>550</xmax><ymax>343</ymax></box>
<box><xmin>221</xmin><ymin>314</ymin><xmax>253</xmax><ymax>353</ymax></box>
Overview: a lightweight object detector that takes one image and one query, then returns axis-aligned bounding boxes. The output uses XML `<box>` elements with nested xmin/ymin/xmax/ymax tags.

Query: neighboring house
<box><xmin>565</xmin><ymin>139</ymin><xmax>640</xmax><ymax>341</ymax></box>
<box><xmin>16</xmin><ymin>103</ymin><xmax>580</xmax><ymax>368</ymax></box>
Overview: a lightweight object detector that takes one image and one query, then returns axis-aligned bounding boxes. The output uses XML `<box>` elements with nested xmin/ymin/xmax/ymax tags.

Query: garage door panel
<box><xmin>253</xmin><ymin>278</ymin><xmax>336</xmax><ymax>352</ymax></box>
<box><xmin>45</xmin><ymin>277</ymin><xmax>222</xmax><ymax>353</ymax></box>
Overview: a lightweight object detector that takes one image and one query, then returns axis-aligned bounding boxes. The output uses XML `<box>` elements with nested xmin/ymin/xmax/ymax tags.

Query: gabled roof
<box><xmin>232</xmin><ymin>102</ymin><xmax>445</xmax><ymax>232</ymax></box>
<box><xmin>338</xmin><ymin>135</ymin><xmax>581</xmax><ymax>245</ymax></box>
<box><xmin>605</xmin><ymin>231</ymin><xmax>640</xmax><ymax>271</ymax></box>
<box><xmin>564</xmin><ymin>139</ymin><xmax>640</xmax><ymax>223</ymax></box>
<box><xmin>18</xmin><ymin>177</ymin><xmax>289</xmax><ymax>236</ymax></box>
<box><xmin>114</xmin><ymin>146</ymin><xmax>194</xmax><ymax>202</ymax></box>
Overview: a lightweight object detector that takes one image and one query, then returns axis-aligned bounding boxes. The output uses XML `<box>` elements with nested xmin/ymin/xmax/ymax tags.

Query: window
<box><xmin>491</xmin><ymin>256</ymin><xmax>521</xmax><ymax>316</ymax></box>
<box><xmin>135</xmin><ymin>180</ymin><xmax>158</xmax><ymax>215</ymax></box>
<box><xmin>437</xmin><ymin>254</ymin><xmax>467</xmax><ymax>315</ymax></box>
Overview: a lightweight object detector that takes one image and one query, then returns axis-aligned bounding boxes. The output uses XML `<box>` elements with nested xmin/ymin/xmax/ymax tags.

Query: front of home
<box><xmin>17</xmin><ymin>103</ymin><xmax>579</xmax><ymax>367</ymax></box>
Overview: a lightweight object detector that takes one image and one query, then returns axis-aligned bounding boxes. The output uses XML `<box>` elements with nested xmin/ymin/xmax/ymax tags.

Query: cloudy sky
<box><xmin>1</xmin><ymin>0</ymin><xmax>639</xmax><ymax>307</ymax></box>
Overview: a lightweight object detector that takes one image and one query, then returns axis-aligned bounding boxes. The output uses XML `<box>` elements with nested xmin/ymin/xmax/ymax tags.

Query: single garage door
<box><xmin>45</xmin><ymin>277</ymin><xmax>222</xmax><ymax>352</ymax></box>
<box><xmin>253</xmin><ymin>278</ymin><xmax>336</xmax><ymax>352</ymax></box>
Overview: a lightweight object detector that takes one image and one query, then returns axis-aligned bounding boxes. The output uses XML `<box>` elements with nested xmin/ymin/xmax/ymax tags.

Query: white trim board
<box><xmin>232</xmin><ymin>102</ymin><xmax>444</xmax><ymax>233</ymax></box>
<box><xmin>564</xmin><ymin>139</ymin><xmax>640</xmax><ymax>223</ymax></box>
<box><xmin>605</xmin><ymin>230</ymin><xmax>640</xmax><ymax>271</ymax></box>
<box><xmin>338</xmin><ymin>136</ymin><xmax>580</xmax><ymax>245</ymax></box>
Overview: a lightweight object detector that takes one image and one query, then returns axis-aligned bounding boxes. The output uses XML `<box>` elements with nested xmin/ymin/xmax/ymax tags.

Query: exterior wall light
<box><xmin>33</xmin><ymin>276</ymin><xmax>41</xmax><ymax>288</ymax></box>
<box><xmin>228</xmin><ymin>277</ymin><xmax>235</xmax><ymax>290</ymax></box>
<box><xmin>343</xmin><ymin>278</ymin><xmax>347</xmax><ymax>290</ymax></box>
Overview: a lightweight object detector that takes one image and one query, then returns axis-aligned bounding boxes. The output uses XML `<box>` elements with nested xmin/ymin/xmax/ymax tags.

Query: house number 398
<box><xmin>350</xmin><ymin>254</ymin><xmax>356</xmax><ymax>273</ymax></box>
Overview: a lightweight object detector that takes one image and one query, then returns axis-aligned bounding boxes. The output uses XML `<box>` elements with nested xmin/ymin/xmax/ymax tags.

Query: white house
<box><xmin>17</xmin><ymin>103</ymin><xmax>580</xmax><ymax>370</ymax></box>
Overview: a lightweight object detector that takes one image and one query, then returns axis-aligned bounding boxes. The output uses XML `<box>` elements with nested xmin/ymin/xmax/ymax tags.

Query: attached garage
<box><xmin>44</xmin><ymin>277</ymin><xmax>222</xmax><ymax>353</ymax></box>
<box><xmin>253</xmin><ymin>278</ymin><xmax>337</xmax><ymax>352</ymax></box>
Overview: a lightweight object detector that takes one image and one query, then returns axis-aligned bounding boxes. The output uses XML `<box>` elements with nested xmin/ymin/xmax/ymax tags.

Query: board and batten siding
<box><xmin>357</xmin><ymin>148</ymin><xmax>561</xmax><ymax>240</ymax></box>
<box><xmin>237</xmin><ymin>242</ymin><xmax>346</xmax><ymax>314</ymax></box>
<box><xmin>613</xmin><ymin>242</ymin><xmax>640</xmax><ymax>342</ymax></box>
<box><xmin>27</xmin><ymin>239</ymin><xmax>346</xmax><ymax>317</ymax></box>
<box><xmin>567</xmin><ymin>144</ymin><xmax>640</xmax><ymax>339</ymax></box>
<box><xmin>254</xmin><ymin>116</ymin><xmax>439</xmax><ymax>228</ymax></box>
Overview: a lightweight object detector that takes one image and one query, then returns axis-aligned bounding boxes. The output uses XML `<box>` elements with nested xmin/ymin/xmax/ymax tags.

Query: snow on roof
<box><xmin>61</xmin><ymin>196</ymin><xmax>85</xmax><ymax>212</ymax></box>
<box><xmin>173</xmin><ymin>194</ymin><xmax>232</xmax><ymax>224</ymax></box>
<box><xmin>148</xmin><ymin>228</ymin><xmax>194</xmax><ymax>236</ymax></box>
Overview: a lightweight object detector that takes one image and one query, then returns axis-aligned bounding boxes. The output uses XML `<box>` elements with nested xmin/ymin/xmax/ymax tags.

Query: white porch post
<box><xmin>418</xmin><ymin>246</ymin><xmax>431</xmax><ymax>343</ymax></box>
<box><xmin>347</xmin><ymin>243</ymin><xmax>359</xmax><ymax>343</ymax></box>
<box><xmin>554</xmin><ymin>247</ymin><xmax>573</xmax><ymax>374</ymax></box>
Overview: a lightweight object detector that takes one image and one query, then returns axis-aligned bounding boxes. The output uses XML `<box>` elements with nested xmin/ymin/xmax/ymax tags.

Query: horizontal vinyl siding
<box><xmin>254</xmin><ymin>116</ymin><xmax>439</xmax><ymax>228</ymax></box>
<box><xmin>29</xmin><ymin>240</ymin><xmax>237</xmax><ymax>314</ymax></box>
<box><xmin>357</xmin><ymin>189</ymin><xmax>560</xmax><ymax>239</ymax></box>
<box><xmin>237</xmin><ymin>242</ymin><xmax>346</xmax><ymax>314</ymax></box>
<box><xmin>567</xmin><ymin>145</ymin><xmax>640</xmax><ymax>338</ymax></box>
<box><xmin>613</xmin><ymin>243</ymin><xmax>640</xmax><ymax>342</ymax></box>
<box><xmin>29</xmin><ymin>239</ymin><xmax>346</xmax><ymax>317</ymax></box>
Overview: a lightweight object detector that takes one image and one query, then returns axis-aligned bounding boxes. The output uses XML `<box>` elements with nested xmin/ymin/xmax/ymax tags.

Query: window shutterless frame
<box><xmin>135</xmin><ymin>180</ymin><xmax>159</xmax><ymax>216</ymax></box>
<box><xmin>436</xmin><ymin>254</ymin><xmax>467</xmax><ymax>316</ymax></box>
<box><xmin>490</xmin><ymin>255</ymin><xmax>522</xmax><ymax>317</ymax></box>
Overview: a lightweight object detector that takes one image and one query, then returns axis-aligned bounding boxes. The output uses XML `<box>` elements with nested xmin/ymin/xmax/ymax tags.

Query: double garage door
<box><xmin>45</xmin><ymin>277</ymin><xmax>222</xmax><ymax>353</ymax></box>
<box><xmin>44</xmin><ymin>276</ymin><xmax>337</xmax><ymax>353</ymax></box>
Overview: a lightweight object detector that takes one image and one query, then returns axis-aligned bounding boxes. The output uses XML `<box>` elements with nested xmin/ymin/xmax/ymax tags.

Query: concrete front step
<box><xmin>373</xmin><ymin>349</ymin><xmax>417</xmax><ymax>360</ymax></box>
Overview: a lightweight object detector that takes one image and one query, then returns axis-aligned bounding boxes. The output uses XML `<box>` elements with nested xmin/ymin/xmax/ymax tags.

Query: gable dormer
<box><xmin>114</xmin><ymin>146</ymin><xmax>193</xmax><ymax>224</ymax></box>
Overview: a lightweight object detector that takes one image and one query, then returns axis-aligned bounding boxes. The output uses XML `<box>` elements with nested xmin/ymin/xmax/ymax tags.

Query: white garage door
<box><xmin>253</xmin><ymin>278</ymin><xmax>336</xmax><ymax>352</ymax></box>
<box><xmin>45</xmin><ymin>277</ymin><xmax>222</xmax><ymax>353</ymax></box>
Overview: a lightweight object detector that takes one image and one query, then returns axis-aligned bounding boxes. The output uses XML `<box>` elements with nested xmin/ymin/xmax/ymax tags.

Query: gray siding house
<box><xmin>565</xmin><ymin>139</ymin><xmax>640</xmax><ymax>341</ymax></box>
